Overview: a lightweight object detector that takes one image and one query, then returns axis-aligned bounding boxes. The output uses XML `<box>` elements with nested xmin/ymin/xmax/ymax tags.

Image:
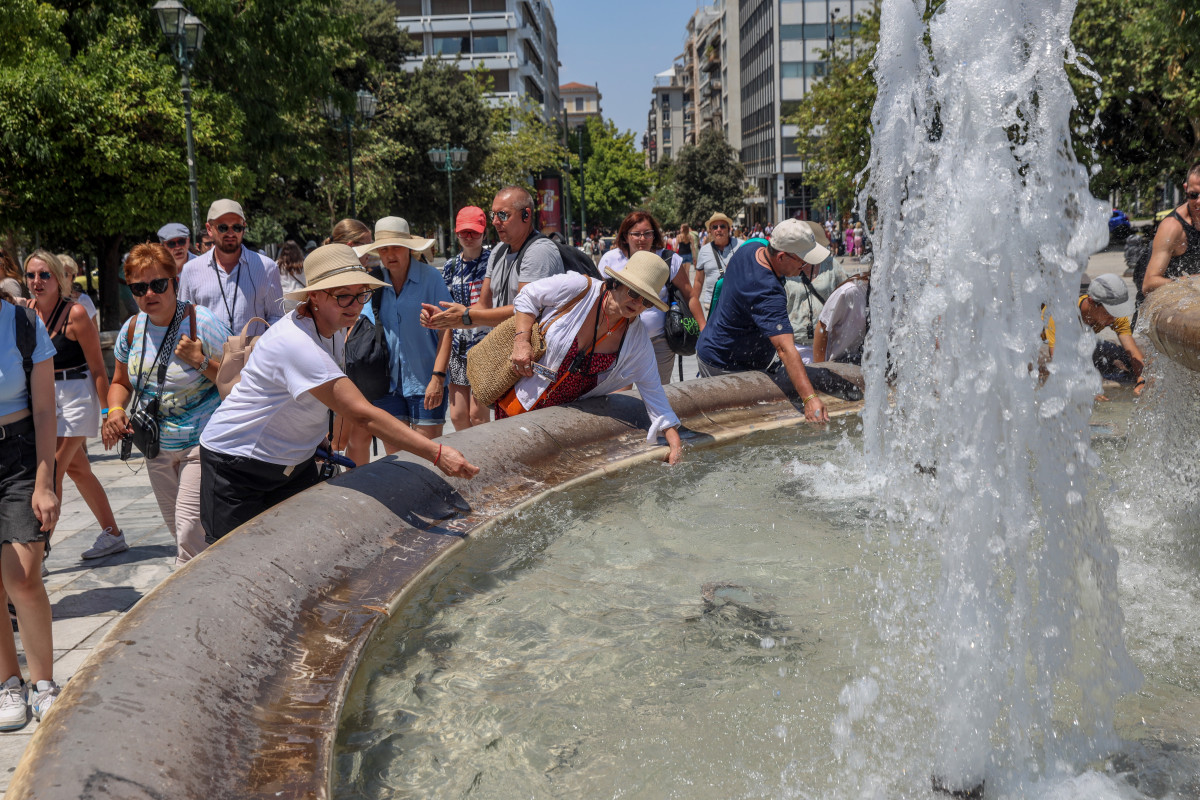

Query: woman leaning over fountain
<box><xmin>198</xmin><ymin>244</ymin><xmax>479</xmax><ymax>543</ymax></box>
<box><xmin>101</xmin><ymin>244</ymin><xmax>227</xmax><ymax>565</ymax></box>
<box><xmin>502</xmin><ymin>250</ymin><xmax>685</xmax><ymax>464</ymax></box>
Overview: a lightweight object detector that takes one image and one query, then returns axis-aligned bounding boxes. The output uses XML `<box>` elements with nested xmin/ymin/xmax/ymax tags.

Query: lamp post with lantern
<box><xmin>320</xmin><ymin>89</ymin><xmax>378</xmax><ymax>219</ymax></box>
<box><xmin>427</xmin><ymin>144</ymin><xmax>469</xmax><ymax>256</ymax></box>
<box><xmin>152</xmin><ymin>0</ymin><xmax>206</xmax><ymax>238</ymax></box>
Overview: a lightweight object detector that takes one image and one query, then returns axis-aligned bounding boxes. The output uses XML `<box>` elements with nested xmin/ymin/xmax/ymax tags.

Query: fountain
<box><xmin>11</xmin><ymin>1</ymin><xmax>1200</xmax><ymax>798</ymax></box>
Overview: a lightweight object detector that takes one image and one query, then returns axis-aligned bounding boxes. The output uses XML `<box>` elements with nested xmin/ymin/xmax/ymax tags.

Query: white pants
<box><xmin>146</xmin><ymin>445</ymin><xmax>207</xmax><ymax>565</ymax></box>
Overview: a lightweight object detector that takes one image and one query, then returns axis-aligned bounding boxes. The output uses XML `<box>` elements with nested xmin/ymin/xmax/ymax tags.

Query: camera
<box><xmin>318</xmin><ymin>459</ymin><xmax>340</xmax><ymax>481</ymax></box>
<box><xmin>119</xmin><ymin>434</ymin><xmax>133</xmax><ymax>462</ymax></box>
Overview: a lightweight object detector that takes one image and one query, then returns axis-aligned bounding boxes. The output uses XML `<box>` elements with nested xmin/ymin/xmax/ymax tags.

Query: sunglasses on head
<box><xmin>164</xmin><ymin>237</ymin><xmax>188</xmax><ymax>248</ymax></box>
<box><xmin>324</xmin><ymin>289</ymin><xmax>374</xmax><ymax>308</ymax></box>
<box><xmin>215</xmin><ymin>224</ymin><xmax>246</xmax><ymax>234</ymax></box>
<box><xmin>129</xmin><ymin>277</ymin><xmax>172</xmax><ymax>297</ymax></box>
<box><xmin>25</xmin><ymin>271</ymin><xmax>52</xmax><ymax>281</ymax></box>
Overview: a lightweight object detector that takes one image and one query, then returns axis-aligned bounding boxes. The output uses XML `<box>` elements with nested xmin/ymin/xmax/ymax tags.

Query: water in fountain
<box><xmin>846</xmin><ymin>0</ymin><xmax>1142</xmax><ymax>795</ymax></box>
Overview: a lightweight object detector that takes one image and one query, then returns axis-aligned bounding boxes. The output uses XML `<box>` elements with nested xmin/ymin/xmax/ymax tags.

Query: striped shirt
<box><xmin>177</xmin><ymin>246</ymin><xmax>283</xmax><ymax>334</ymax></box>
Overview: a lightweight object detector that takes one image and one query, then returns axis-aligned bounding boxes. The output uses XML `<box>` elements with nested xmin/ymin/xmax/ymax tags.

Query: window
<box><xmin>663</xmin><ymin>128</ymin><xmax>671</xmax><ymax>142</ymax></box>
<box><xmin>473</xmin><ymin>33</ymin><xmax>507</xmax><ymax>53</ymax></box>
<box><xmin>781</xmin><ymin>61</ymin><xmax>826</xmax><ymax>79</ymax></box>
<box><xmin>431</xmin><ymin>0</ymin><xmax>469</xmax><ymax>14</ymax></box>
<box><xmin>489</xmin><ymin>70</ymin><xmax>510</xmax><ymax>92</ymax></box>
<box><xmin>393</xmin><ymin>0</ymin><xmax>422</xmax><ymax>15</ymax></box>
<box><xmin>433</xmin><ymin>34</ymin><xmax>470</xmax><ymax>55</ymax></box>
<box><xmin>472</xmin><ymin>0</ymin><xmax>506</xmax><ymax>11</ymax></box>
<box><xmin>780</xmin><ymin>100</ymin><xmax>802</xmax><ymax>118</ymax></box>
<box><xmin>572</xmin><ymin>97</ymin><xmax>581</xmax><ymax>111</ymax></box>
<box><xmin>782</xmin><ymin>136</ymin><xmax>800</xmax><ymax>156</ymax></box>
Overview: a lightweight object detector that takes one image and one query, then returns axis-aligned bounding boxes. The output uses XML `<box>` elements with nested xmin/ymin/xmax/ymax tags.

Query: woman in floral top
<box><xmin>440</xmin><ymin>207</ymin><xmax>492</xmax><ymax>429</ymax></box>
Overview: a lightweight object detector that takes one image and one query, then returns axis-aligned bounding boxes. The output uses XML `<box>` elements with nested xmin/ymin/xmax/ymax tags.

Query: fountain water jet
<box><xmin>851</xmin><ymin>0</ymin><xmax>1141</xmax><ymax>794</ymax></box>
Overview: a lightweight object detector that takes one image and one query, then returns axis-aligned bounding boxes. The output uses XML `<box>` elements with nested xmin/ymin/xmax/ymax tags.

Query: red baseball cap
<box><xmin>455</xmin><ymin>206</ymin><xmax>487</xmax><ymax>234</ymax></box>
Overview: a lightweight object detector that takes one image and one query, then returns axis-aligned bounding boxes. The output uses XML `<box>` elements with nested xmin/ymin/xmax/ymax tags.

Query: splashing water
<box><xmin>848</xmin><ymin>0</ymin><xmax>1142</xmax><ymax>795</ymax></box>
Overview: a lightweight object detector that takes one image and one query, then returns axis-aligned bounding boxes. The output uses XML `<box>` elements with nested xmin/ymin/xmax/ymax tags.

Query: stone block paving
<box><xmin>0</xmin><ymin>440</ymin><xmax>176</xmax><ymax>792</ymax></box>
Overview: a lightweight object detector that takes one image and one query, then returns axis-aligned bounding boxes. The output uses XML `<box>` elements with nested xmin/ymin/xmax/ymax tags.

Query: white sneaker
<box><xmin>30</xmin><ymin>680</ymin><xmax>59</xmax><ymax>722</ymax></box>
<box><xmin>81</xmin><ymin>528</ymin><xmax>128</xmax><ymax>560</ymax></box>
<box><xmin>0</xmin><ymin>676</ymin><xmax>27</xmax><ymax>731</ymax></box>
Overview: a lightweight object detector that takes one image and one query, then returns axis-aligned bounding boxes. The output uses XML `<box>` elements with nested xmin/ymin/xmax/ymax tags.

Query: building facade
<box><xmin>645</xmin><ymin>65</ymin><xmax>687</xmax><ymax>168</ymax></box>
<box><xmin>392</xmin><ymin>0</ymin><xmax>561</xmax><ymax>124</ymax></box>
<box><xmin>560</xmin><ymin>82</ymin><xmax>602</xmax><ymax>129</ymax></box>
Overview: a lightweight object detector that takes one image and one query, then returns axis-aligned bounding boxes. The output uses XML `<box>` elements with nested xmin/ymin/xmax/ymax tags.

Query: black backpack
<box><xmin>498</xmin><ymin>231</ymin><xmax>603</xmax><ymax>281</ymax></box>
<box><xmin>344</xmin><ymin>268</ymin><xmax>390</xmax><ymax>402</ymax></box>
<box><xmin>13</xmin><ymin>304</ymin><xmax>37</xmax><ymax>409</ymax></box>
<box><xmin>659</xmin><ymin>248</ymin><xmax>700</xmax><ymax>356</ymax></box>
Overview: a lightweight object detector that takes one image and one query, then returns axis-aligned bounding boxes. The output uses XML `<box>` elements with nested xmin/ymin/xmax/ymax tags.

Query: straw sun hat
<box><xmin>284</xmin><ymin>243</ymin><xmax>386</xmax><ymax>302</ymax></box>
<box><xmin>354</xmin><ymin>216</ymin><xmax>436</xmax><ymax>257</ymax></box>
<box><xmin>604</xmin><ymin>250</ymin><xmax>669</xmax><ymax>312</ymax></box>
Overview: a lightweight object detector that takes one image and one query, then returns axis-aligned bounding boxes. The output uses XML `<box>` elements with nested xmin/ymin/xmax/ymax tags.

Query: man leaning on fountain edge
<box><xmin>694</xmin><ymin>219</ymin><xmax>830</xmax><ymax>423</ymax></box>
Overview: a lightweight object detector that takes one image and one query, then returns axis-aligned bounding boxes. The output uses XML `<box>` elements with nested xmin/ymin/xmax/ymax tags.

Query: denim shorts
<box><xmin>373</xmin><ymin>391</ymin><xmax>449</xmax><ymax>426</ymax></box>
<box><xmin>0</xmin><ymin>432</ymin><xmax>50</xmax><ymax>545</ymax></box>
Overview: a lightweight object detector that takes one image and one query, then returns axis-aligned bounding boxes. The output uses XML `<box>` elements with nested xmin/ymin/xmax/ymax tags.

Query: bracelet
<box><xmin>433</xmin><ymin>443</ymin><xmax>443</xmax><ymax>467</ymax></box>
<box><xmin>514</xmin><ymin>330</ymin><xmax>532</xmax><ymax>338</ymax></box>
<box><xmin>108</xmin><ymin>406</ymin><xmax>125</xmax><ymax>415</ymax></box>
<box><xmin>801</xmin><ymin>393</ymin><xmax>818</xmax><ymax>404</ymax></box>
<box><xmin>432</xmin><ymin>370</ymin><xmax>446</xmax><ymax>379</ymax></box>
<box><xmin>196</xmin><ymin>356</ymin><xmax>209</xmax><ymax>372</ymax></box>
<box><xmin>1135</xmin><ymin>377</ymin><xmax>1146</xmax><ymax>384</ymax></box>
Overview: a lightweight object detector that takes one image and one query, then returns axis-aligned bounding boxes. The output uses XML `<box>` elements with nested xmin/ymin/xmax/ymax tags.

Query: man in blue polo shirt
<box><xmin>695</xmin><ymin>219</ymin><xmax>830</xmax><ymax>422</ymax></box>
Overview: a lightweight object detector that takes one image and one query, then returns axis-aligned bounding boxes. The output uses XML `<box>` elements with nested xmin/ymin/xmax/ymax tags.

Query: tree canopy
<box><xmin>672</xmin><ymin>129</ymin><xmax>746</xmax><ymax>228</ymax></box>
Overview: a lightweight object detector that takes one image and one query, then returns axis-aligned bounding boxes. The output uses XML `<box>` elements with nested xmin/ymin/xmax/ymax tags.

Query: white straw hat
<box><xmin>354</xmin><ymin>216</ymin><xmax>435</xmax><ymax>257</ymax></box>
<box><xmin>285</xmin><ymin>243</ymin><xmax>386</xmax><ymax>302</ymax></box>
<box><xmin>605</xmin><ymin>250</ymin><xmax>669</xmax><ymax>312</ymax></box>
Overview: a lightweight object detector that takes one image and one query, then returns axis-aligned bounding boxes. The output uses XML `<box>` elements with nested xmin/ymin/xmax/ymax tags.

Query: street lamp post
<box><xmin>560</xmin><ymin>162</ymin><xmax>573</xmax><ymax>245</ymax></box>
<box><xmin>321</xmin><ymin>89</ymin><xmax>378</xmax><ymax>219</ymax></box>
<box><xmin>427</xmin><ymin>144</ymin><xmax>469</xmax><ymax>257</ymax></box>
<box><xmin>153</xmin><ymin>0</ymin><xmax>206</xmax><ymax>238</ymax></box>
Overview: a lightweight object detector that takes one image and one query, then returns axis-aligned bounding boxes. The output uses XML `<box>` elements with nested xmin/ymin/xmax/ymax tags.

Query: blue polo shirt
<box><xmin>695</xmin><ymin>241</ymin><xmax>792</xmax><ymax>371</ymax></box>
<box><xmin>378</xmin><ymin>262</ymin><xmax>452</xmax><ymax>397</ymax></box>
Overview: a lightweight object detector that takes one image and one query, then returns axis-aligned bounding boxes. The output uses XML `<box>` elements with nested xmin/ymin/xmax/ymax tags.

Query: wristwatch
<box><xmin>462</xmin><ymin>308</ymin><xmax>473</xmax><ymax>326</ymax></box>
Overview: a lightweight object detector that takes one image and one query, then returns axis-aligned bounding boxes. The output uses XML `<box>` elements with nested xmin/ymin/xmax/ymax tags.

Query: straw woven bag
<box><xmin>466</xmin><ymin>281</ymin><xmax>592</xmax><ymax>407</ymax></box>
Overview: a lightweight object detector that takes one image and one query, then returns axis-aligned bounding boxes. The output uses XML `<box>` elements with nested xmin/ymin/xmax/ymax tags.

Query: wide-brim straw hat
<box><xmin>605</xmin><ymin>250</ymin><xmax>669</xmax><ymax>312</ymax></box>
<box><xmin>354</xmin><ymin>216</ymin><xmax>435</xmax><ymax>257</ymax></box>
<box><xmin>285</xmin><ymin>243</ymin><xmax>387</xmax><ymax>301</ymax></box>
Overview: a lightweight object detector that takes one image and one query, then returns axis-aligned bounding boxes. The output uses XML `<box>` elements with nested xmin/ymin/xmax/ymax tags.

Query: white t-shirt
<box><xmin>817</xmin><ymin>278</ymin><xmax>869</xmax><ymax>361</ymax></box>
<box><xmin>597</xmin><ymin>249</ymin><xmax>682</xmax><ymax>339</ymax></box>
<box><xmin>74</xmin><ymin>292</ymin><xmax>98</xmax><ymax>322</ymax></box>
<box><xmin>200</xmin><ymin>311</ymin><xmax>346</xmax><ymax>466</ymax></box>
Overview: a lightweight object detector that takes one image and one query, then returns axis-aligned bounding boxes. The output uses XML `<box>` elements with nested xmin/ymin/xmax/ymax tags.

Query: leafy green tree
<box><xmin>473</xmin><ymin>105</ymin><xmax>569</xmax><ymax>209</ymax></box>
<box><xmin>579</xmin><ymin>117</ymin><xmax>651</xmax><ymax>228</ymax></box>
<box><xmin>646</xmin><ymin>155</ymin><xmax>681</xmax><ymax>229</ymax></box>
<box><xmin>787</xmin><ymin>5</ymin><xmax>879</xmax><ymax>217</ymax></box>
<box><xmin>672</xmin><ymin>129</ymin><xmax>746</xmax><ymax>228</ymax></box>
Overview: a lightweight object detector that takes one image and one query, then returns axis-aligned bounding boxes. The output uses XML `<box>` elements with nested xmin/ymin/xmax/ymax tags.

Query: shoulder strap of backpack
<box><xmin>512</xmin><ymin>230</ymin><xmax>543</xmax><ymax>278</ymax></box>
<box><xmin>15</xmin><ymin>306</ymin><xmax>36</xmax><ymax>410</ymax></box>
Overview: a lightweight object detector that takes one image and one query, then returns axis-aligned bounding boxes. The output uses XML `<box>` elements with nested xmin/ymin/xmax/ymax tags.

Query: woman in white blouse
<box><xmin>503</xmin><ymin>251</ymin><xmax>684</xmax><ymax>464</ymax></box>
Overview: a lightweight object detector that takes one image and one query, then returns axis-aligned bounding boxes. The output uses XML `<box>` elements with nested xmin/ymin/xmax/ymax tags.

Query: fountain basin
<box><xmin>6</xmin><ymin>371</ymin><xmax>862</xmax><ymax>800</ymax></box>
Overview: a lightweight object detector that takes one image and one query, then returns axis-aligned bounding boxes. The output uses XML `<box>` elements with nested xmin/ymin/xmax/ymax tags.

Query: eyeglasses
<box><xmin>324</xmin><ymin>289</ymin><xmax>374</xmax><ymax>307</ymax></box>
<box><xmin>199</xmin><ymin>240</ymin><xmax>214</xmax><ymax>249</ymax></box>
<box><xmin>490</xmin><ymin>210</ymin><xmax>514</xmax><ymax>222</ymax></box>
<box><xmin>129</xmin><ymin>277</ymin><xmax>172</xmax><ymax>297</ymax></box>
<box><xmin>627</xmin><ymin>230</ymin><xmax>655</xmax><ymax>240</ymax></box>
<box><xmin>25</xmin><ymin>271</ymin><xmax>52</xmax><ymax>281</ymax></box>
<box><xmin>164</xmin><ymin>237</ymin><xmax>188</xmax><ymax>248</ymax></box>
<box><xmin>457</xmin><ymin>229</ymin><xmax>482</xmax><ymax>238</ymax></box>
<box><xmin>625</xmin><ymin>287</ymin><xmax>655</xmax><ymax>308</ymax></box>
<box><xmin>709</xmin><ymin>224</ymin><xmax>730</xmax><ymax>231</ymax></box>
<box><xmin>1187</xmin><ymin>191</ymin><xmax>1200</xmax><ymax>200</ymax></box>
<box><xmin>215</xmin><ymin>224</ymin><xmax>246</xmax><ymax>234</ymax></box>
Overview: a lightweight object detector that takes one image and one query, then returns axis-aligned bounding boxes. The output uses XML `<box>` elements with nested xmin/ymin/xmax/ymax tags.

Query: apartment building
<box><xmin>392</xmin><ymin>0</ymin><xmax>561</xmax><ymax>124</ymax></box>
<box><xmin>560</xmin><ymin>82</ymin><xmax>602</xmax><ymax>129</ymax></box>
<box><xmin>645</xmin><ymin>65</ymin><xmax>688</xmax><ymax>168</ymax></box>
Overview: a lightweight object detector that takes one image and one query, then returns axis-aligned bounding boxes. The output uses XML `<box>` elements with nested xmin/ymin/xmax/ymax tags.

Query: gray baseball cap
<box><xmin>206</xmin><ymin>198</ymin><xmax>245</xmax><ymax>222</ymax></box>
<box><xmin>1087</xmin><ymin>273</ymin><xmax>1129</xmax><ymax>314</ymax></box>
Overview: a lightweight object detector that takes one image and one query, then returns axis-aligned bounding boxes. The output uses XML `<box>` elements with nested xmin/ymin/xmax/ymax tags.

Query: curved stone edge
<box><xmin>1145</xmin><ymin>277</ymin><xmax>1200</xmax><ymax>373</ymax></box>
<box><xmin>7</xmin><ymin>372</ymin><xmax>861</xmax><ymax>800</ymax></box>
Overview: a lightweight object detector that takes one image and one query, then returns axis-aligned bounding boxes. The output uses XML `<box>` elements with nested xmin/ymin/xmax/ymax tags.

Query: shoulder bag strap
<box><xmin>15</xmin><ymin>306</ymin><xmax>36</xmax><ymax>409</ymax></box>
<box><xmin>538</xmin><ymin>279</ymin><xmax>592</xmax><ymax>336</ymax></box>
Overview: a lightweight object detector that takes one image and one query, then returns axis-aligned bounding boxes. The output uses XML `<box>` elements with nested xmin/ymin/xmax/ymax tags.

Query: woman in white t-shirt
<box><xmin>58</xmin><ymin>254</ymin><xmax>98</xmax><ymax>327</ymax></box>
<box><xmin>198</xmin><ymin>245</ymin><xmax>479</xmax><ymax>542</ymax></box>
<box><xmin>597</xmin><ymin>211</ymin><xmax>704</xmax><ymax>384</ymax></box>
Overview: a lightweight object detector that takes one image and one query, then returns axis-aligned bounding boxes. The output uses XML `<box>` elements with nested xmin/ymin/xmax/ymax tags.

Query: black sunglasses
<box><xmin>129</xmin><ymin>277</ymin><xmax>172</xmax><ymax>297</ymax></box>
<box><xmin>215</xmin><ymin>224</ymin><xmax>246</xmax><ymax>234</ymax></box>
<box><xmin>324</xmin><ymin>289</ymin><xmax>374</xmax><ymax>308</ymax></box>
<box><xmin>164</xmin><ymin>237</ymin><xmax>189</xmax><ymax>248</ymax></box>
<box><xmin>490</xmin><ymin>210</ymin><xmax>514</xmax><ymax>222</ymax></box>
<box><xmin>25</xmin><ymin>271</ymin><xmax>52</xmax><ymax>281</ymax></box>
<box><xmin>1187</xmin><ymin>191</ymin><xmax>1200</xmax><ymax>200</ymax></box>
<box><xmin>625</xmin><ymin>287</ymin><xmax>655</xmax><ymax>308</ymax></box>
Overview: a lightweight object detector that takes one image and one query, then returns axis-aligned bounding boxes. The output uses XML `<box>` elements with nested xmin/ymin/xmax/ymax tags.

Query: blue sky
<box><xmin>555</xmin><ymin>0</ymin><xmax>709</xmax><ymax>147</ymax></box>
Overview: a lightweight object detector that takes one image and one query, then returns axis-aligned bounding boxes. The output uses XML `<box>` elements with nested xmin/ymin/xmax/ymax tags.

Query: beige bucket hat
<box><xmin>284</xmin><ymin>243</ymin><xmax>387</xmax><ymax>302</ymax></box>
<box><xmin>354</xmin><ymin>216</ymin><xmax>435</xmax><ymax>257</ymax></box>
<box><xmin>604</xmin><ymin>250</ymin><xmax>669</xmax><ymax>312</ymax></box>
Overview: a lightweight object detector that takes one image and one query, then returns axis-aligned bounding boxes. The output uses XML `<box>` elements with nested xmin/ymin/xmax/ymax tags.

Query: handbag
<box><xmin>663</xmin><ymin>283</ymin><xmax>700</xmax><ymax>356</ymax></box>
<box><xmin>466</xmin><ymin>281</ymin><xmax>592</xmax><ymax>407</ymax></box>
<box><xmin>345</xmin><ymin>314</ymin><xmax>390</xmax><ymax>402</ymax></box>
<box><xmin>215</xmin><ymin>317</ymin><xmax>269</xmax><ymax>399</ymax></box>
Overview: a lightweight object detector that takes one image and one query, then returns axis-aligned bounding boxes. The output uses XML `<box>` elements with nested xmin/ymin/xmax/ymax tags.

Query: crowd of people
<box><xmin>3</xmin><ymin>163</ymin><xmax>1196</xmax><ymax>732</ymax></box>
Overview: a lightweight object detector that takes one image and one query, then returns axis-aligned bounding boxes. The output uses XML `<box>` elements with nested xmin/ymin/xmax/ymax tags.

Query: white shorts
<box><xmin>55</xmin><ymin>371</ymin><xmax>101</xmax><ymax>438</ymax></box>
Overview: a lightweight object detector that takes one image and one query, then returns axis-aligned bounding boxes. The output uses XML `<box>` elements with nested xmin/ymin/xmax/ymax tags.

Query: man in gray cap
<box><xmin>178</xmin><ymin>198</ymin><xmax>283</xmax><ymax>335</ymax></box>
<box><xmin>157</xmin><ymin>222</ymin><xmax>195</xmax><ymax>271</ymax></box>
<box><xmin>694</xmin><ymin>218</ymin><xmax>830</xmax><ymax>422</ymax></box>
<box><xmin>1043</xmin><ymin>272</ymin><xmax>1145</xmax><ymax>394</ymax></box>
